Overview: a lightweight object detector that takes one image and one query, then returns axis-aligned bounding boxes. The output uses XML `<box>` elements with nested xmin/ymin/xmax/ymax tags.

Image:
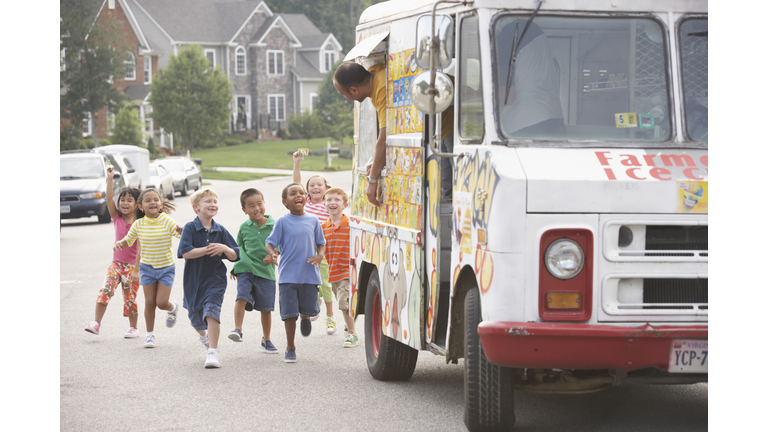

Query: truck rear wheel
<box><xmin>364</xmin><ymin>269</ymin><xmax>418</xmax><ymax>381</ymax></box>
<box><xmin>464</xmin><ymin>287</ymin><xmax>516</xmax><ymax>431</ymax></box>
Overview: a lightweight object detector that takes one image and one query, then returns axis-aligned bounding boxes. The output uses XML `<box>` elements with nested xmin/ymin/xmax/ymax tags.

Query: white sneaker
<box><xmin>204</xmin><ymin>349</ymin><xmax>221</xmax><ymax>368</ymax></box>
<box><xmin>144</xmin><ymin>334</ymin><xmax>156</xmax><ymax>348</ymax></box>
<box><xmin>124</xmin><ymin>327</ymin><xmax>140</xmax><ymax>338</ymax></box>
<box><xmin>84</xmin><ymin>321</ymin><xmax>100</xmax><ymax>335</ymax></box>
<box><xmin>166</xmin><ymin>301</ymin><xmax>178</xmax><ymax>328</ymax></box>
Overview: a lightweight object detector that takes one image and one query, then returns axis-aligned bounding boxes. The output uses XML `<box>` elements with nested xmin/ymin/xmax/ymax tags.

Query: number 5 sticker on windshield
<box><xmin>615</xmin><ymin>112</ymin><xmax>638</xmax><ymax>128</ymax></box>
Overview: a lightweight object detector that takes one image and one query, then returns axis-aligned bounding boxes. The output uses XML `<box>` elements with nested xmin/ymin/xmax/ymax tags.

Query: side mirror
<box><xmin>113</xmin><ymin>172</ymin><xmax>122</xmax><ymax>179</ymax></box>
<box><xmin>127</xmin><ymin>168</ymin><xmax>136</xmax><ymax>174</ymax></box>
<box><xmin>415</xmin><ymin>14</ymin><xmax>454</xmax><ymax>70</ymax></box>
<box><xmin>410</xmin><ymin>71</ymin><xmax>454</xmax><ymax>114</ymax></box>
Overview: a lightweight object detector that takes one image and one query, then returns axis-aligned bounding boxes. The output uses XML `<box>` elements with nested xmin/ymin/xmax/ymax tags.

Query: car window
<box><xmin>160</xmin><ymin>159</ymin><xmax>184</xmax><ymax>171</ymax></box>
<box><xmin>158</xmin><ymin>165</ymin><xmax>168</xmax><ymax>176</ymax></box>
<box><xmin>150</xmin><ymin>165</ymin><xmax>158</xmax><ymax>176</ymax></box>
<box><xmin>123</xmin><ymin>157</ymin><xmax>133</xmax><ymax>169</ymax></box>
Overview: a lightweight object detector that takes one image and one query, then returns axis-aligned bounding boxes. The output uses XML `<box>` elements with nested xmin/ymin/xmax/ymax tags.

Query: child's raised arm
<box><xmin>292</xmin><ymin>151</ymin><xmax>302</xmax><ymax>184</ymax></box>
<box><xmin>106</xmin><ymin>165</ymin><xmax>118</xmax><ymax>220</ymax></box>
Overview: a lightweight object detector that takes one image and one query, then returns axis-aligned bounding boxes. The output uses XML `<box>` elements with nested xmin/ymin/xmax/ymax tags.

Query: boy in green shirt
<box><xmin>228</xmin><ymin>188</ymin><xmax>279</xmax><ymax>354</ymax></box>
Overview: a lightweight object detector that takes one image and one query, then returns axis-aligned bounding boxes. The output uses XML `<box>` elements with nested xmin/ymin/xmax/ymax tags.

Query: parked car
<box><xmin>95</xmin><ymin>145</ymin><xmax>150</xmax><ymax>189</ymax></box>
<box><xmin>60</xmin><ymin>151</ymin><xmax>126</xmax><ymax>223</ymax></box>
<box><xmin>156</xmin><ymin>156</ymin><xmax>202</xmax><ymax>196</ymax></box>
<box><xmin>93</xmin><ymin>148</ymin><xmax>140</xmax><ymax>189</ymax></box>
<box><xmin>148</xmin><ymin>161</ymin><xmax>175</xmax><ymax>200</ymax></box>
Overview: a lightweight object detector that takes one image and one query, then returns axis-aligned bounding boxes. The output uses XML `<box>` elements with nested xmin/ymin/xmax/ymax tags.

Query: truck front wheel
<box><xmin>364</xmin><ymin>269</ymin><xmax>418</xmax><ymax>381</ymax></box>
<box><xmin>464</xmin><ymin>287</ymin><xmax>516</xmax><ymax>431</ymax></box>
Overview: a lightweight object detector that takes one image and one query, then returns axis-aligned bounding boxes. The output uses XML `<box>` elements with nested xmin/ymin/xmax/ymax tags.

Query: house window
<box><xmin>204</xmin><ymin>49</ymin><xmax>216</xmax><ymax>68</ymax></box>
<box><xmin>82</xmin><ymin>112</ymin><xmax>92</xmax><ymax>137</ymax></box>
<box><xmin>124</xmin><ymin>52</ymin><xmax>136</xmax><ymax>80</ymax></box>
<box><xmin>310</xmin><ymin>93</ymin><xmax>319</xmax><ymax>114</ymax></box>
<box><xmin>144</xmin><ymin>105</ymin><xmax>153</xmax><ymax>133</ymax></box>
<box><xmin>267</xmin><ymin>50</ymin><xmax>284</xmax><ymax>75</ymax></box>
<box><xmin>268</xmin><ymin>94</ymin><xmax>285</xmax><ymax>121</ymax></box>
<box><xmin>235</xmin><ymin>46</ymin><xmax>246</xmax><ymax>75</ymax></box>
<box><xmin>144</xmin><ymin>56</ymin><xmax>152</xmax><ymax>84</ymax></box>
<box><xmin>323</xmin><ymin>43</ymin><xmax>336</xmax><ymax>72</ymax></box>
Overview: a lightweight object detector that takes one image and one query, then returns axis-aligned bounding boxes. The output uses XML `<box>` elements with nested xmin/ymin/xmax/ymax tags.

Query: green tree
<box><xmin>313</xmin><ymin>59</ymin><xmax>354</xmax><ymax>144</ymax></box>
<box><xmin>112</xmin><ymin>106</ymin><xmax>143</xmax><ymax>146</ymax></box>
<box><xmin>149</xmin><ymin>45</ymin><xmax>233</xmax><ymax>153</ymax></box>
<box><xmin>60</xmin><ymin>0</ymin><xmax>129</xmax><ymax>148</ymax></box>
<box><xmin>288</xmin><ymin>109</ymin><xmax>322</xmax><ymax>147</ymax></box>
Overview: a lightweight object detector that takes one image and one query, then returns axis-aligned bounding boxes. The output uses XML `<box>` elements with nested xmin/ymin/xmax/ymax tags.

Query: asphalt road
<box><xmin>59</xmin><ymin>170</ymin><xmax>708</xmax><ymax>431</ymax></box>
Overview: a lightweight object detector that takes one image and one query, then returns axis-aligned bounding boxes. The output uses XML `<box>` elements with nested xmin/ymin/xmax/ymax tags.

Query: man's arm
<box><xmin>365</xmin><ymin>126</ymin><xmax>387</xmax><ymax>205</ymax></box>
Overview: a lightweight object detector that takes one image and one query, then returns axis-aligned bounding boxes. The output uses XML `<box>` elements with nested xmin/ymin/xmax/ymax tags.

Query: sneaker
<box><xmin>310</xmin><ymin>297</ymin><xmax>322</xmax><ymax>321</ymax></box>
<box><xmin>300</xmin><ymin>317</ymin><xmax>312</xmax><ymax>337</ymax></box>
<box><xmin>343</xmin><ymin>333</ymin><xmax>359</xmax><ymax>348</ymax></box>
<box><xmin>166</xmin><ymin>301</ymin><xmax>178</xmax><ymax>328</ymax></box>
<box><xmin>204</xmin><ymin>349</ymin><xmax>221</xmax><ymax>368</ymax></box>
<box><xmin>124</xmin><ymin>327</ymin><xmax>140</xmax><ymax>339</ymax></box>
<box><xmin>284</xmin><ymin>349</ymin><xmax>297</xmax><ymax>363</ymax></box>
<box><xmin>325</xmin><ymin>316</ymin><xmax>337</xmax><ymax>335</ymax></box>
<box><xmin>228</xmin><ymin>329</ymin><xmax>243</xmax><ymax>342</ymax></box>
<box><xmin>84</xmin><ymin>321</ymin><xmax>100</xmax><ymax>335</ymax></box>
<box><xmin>144</xmin><ymin>334</ymin><xmax>156</xmax><ymax>348</ymax></box>
<box><xmin>260</xmin><ymin>339</ymin><xmax>279</xmax><ymax>354</ymax></box>
<box><xmin>199</xmin><ymin>333</ymin><xmax>210</xmax><ymax>350</ymax></box>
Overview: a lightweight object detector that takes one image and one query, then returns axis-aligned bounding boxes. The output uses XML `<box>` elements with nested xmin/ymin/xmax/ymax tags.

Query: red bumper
<box><xmin>477</xmin><ymin>322</ymin><xmax>708</xmax><ymax>371</ymax></box>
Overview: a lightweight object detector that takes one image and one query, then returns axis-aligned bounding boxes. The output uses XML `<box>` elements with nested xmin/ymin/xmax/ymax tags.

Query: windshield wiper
<box><xmin>60</xmin><ymin>176</ymin><xmax>81</xmax><ymax>180</ymax></box>
<box><xmin>504</xmin><ymin>0</ymin><xmax>545</xmax><ymax>104</ymax></box>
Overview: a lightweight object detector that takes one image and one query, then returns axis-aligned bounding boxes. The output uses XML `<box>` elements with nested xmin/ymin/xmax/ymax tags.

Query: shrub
<box><xmin>276</xmin><ymin>128</ymin><xmax>290</xmax><ymax>140</ymax></box>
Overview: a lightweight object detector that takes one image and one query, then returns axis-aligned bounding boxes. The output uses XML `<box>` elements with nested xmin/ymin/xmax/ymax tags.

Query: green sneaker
<box><xmin>325</xmin><ymin>316</ymin><xmax>337</xmax><ymax>335</ymax></box>
<box><xmin>343</xmin><ymin>333</ymin><xmax>359</xmax><ymax>348</ymax></box>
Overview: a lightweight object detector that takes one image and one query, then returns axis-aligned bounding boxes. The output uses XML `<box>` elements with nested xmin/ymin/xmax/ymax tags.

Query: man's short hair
<box><xmin>324</xmin><ymin>187</ymin><xmax>348</xmax><ymax>204</ymax></box>
<box><xmin>333</xmin><ymin>62</ymin><xmax>369</xmax><ymax>89</ymax></box>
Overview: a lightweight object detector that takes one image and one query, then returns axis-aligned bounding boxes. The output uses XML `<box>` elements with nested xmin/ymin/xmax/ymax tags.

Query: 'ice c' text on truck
<box><xmin>344</xmin><ymin>1</ymin><xmax>707</xmax><ymax>430</ymax></box>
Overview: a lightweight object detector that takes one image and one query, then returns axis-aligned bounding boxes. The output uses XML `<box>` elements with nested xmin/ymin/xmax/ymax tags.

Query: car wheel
<box><xmin>364</xmin><ymin>269</ymin><xmax>418</xmax><ymax>381</ymax></box>
<box><xmin>168</xmin><ymin>184</ymin><xmax>175</xmax><ymax>200</ymax></box>
<box><xmin>159</xmin><ymin>186</ymin><xmax>164</xmax><ymax>200</ymax></box>
<box><xmin>180</xmin><ymin>181</ymin><xmax>189</xmax><ymax>197</ymax></box>
<box><xmin>98</xmin><ymin>211</ymin><xmax>111</xmax><ymax>224</ymax></box>
<box><xmin>464</xmin><ymin>287</ymin><xmax>516</xmax><ymax>432</ymax></box>
<box><xmin>197</xmin><ymin>176</ymin><xmax>202</xmax><ymax>191</ymax></box>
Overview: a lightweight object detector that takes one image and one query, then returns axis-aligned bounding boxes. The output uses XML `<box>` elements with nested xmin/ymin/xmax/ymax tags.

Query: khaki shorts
<box><xmin>331</xmin><ymin>279</ymin><xmax>350</xmax><ymax>311</ymax></box>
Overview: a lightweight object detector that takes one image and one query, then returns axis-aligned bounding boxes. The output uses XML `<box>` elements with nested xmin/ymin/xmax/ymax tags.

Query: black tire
<box><xmin>364</xmin><ymin>269</ymin><xmax>418</xmax><ymax>381</ymax></box>
<box><xmin>168</xmin><ymin>184</ymin><xmax>175</xmax><ymax>200</ymax></box>
<box><xmin>159</xmin><ymin>186</ymin><xmax>165</xmax><ymax>200</ymax></box>
<box><xmin>464</xmin><ymin>287</ymin><xmax>516</xmax><ymax>432</ymax></box>
<box><xmin>180</xmin><ymin>181</ymin><xmax>189</xmax><ymax>197</ymax></box>
<box><xmin>196</xmin><ymin>176</ymin><xmax>202</xmax><ymax>191</ymax></box>
<box><xmin>97</xmin><ymin>210</ymin><xmax>111</xmax><ymax>224</ymax></box>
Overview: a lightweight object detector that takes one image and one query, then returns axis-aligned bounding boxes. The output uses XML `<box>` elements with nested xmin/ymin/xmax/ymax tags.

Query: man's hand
<box><xmin>365</xmin><ymin>180</ymin><xmax>380</xmax><ymax>206</ymax></box>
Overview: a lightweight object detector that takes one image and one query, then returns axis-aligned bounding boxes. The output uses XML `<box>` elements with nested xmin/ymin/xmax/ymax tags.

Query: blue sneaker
<box><xmin>300</xmin><ymin>317</ymin><xmax>312</xmax><ymax>337</ymax></box>
<box><xmin>284</xmin><ymin>349</ymin><xmax>297</xmax><ymax>363</ymax></box>
<box><xmin>228</xmin><ymin>329</ymin><xmax>243</xmax><ymax>342</ymax></box>
<box><xmin>261</xmin><ymin>338</ymin><xmax>278</xmax><ymax>354</ymax></box>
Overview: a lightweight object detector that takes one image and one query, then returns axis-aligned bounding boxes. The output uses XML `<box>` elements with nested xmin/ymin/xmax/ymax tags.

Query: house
<box><xmin>79</xmin><ymin>0</ymin><xmax>342</xmax><ymax>148</ymax></box>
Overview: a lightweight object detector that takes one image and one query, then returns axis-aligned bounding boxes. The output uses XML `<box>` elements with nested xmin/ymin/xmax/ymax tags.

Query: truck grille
<box><xmin>643</xmin><ymin>278</ymin><xmax>708</xmax><ymax>309</ymax></box>
<box><xmin>61</xmin><ymin>196</ymin><xmax>80</xmax><ymax>203</ymax></box>
<box><xmin>645</xmin><ymin>226</ymin><xmax>708</xmax><ymax>257</ymax></box>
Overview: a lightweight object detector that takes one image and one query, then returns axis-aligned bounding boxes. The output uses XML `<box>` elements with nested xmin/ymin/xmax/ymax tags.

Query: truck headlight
<box><xmin>544</xmin><ymin>239</ymin><xmax>584</xmax><ymax>280</ymax></box>
<box><xmin>79</xmin><ymin>192</ymin><xmax>104</xmax><ymax>199</ymax></box>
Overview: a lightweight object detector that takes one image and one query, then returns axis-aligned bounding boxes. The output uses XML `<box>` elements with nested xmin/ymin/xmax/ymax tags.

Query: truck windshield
<box><xmin>679</xmin><ymin>17</ymin><xmax>708</xmax><ymax>142</ymax></box>
<box><xmin>60</xmin><ymin>157</ymin><xmax>105</xmax><ymax>180</ymax></box>
<box><xmin>494</xmin><ymin>16</ymin><xmax>671</xmax><ymax>142</ymax></box>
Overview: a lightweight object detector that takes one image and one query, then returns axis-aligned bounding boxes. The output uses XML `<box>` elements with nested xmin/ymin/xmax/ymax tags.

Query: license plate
<box><xmin>60</xmin><ymin>205</ymin><xmax>70</xmax><ymax>214</ymax></box>
<box><xmin>668</xmin><ymin>339</ymin><xmax>708</xmax><ymax>373</ymax></box>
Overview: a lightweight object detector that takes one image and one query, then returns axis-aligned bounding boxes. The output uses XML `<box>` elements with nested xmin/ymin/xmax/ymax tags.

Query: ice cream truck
<box><xmin>344</xmin><ymin>1</ymin><xmax>707</xmax><ymax>430</ymax></box>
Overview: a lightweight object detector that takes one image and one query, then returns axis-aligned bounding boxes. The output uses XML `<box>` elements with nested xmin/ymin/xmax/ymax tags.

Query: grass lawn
<box><xmin>191</xmin><ymin>137</ymin><xmax>353</xmax><ymax>171</ymax></box>
<box><xmin>200</xmin><ymin>168</ymin><xmax>286</xmax><ymax>182</ymax></box>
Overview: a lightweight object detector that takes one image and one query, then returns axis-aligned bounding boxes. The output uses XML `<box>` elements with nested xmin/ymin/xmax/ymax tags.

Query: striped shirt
<box><xmin>321</xmin><ymin>215</ymin><xmax>350</xmax><ymax>283</ymax></box>
<box><xmin>304</xmin><ymin>199</ymin><xmax>329</xmax><ymax>222</ymax></box>
<box><xmin>123</xmin><ymin>212</ymin><xmax>181</xmax><ymax>269</ymax></box>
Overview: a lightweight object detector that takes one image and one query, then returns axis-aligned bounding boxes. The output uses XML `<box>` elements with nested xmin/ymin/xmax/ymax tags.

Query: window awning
<box><xmin>343</xmin><ymin>30</ymin><xmax>390</xmax><ymax>61</ymax></box>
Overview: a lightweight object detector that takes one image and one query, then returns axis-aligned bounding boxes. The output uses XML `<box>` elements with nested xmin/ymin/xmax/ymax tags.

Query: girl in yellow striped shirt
<box><xmin>115</xmin><ymin>188</ymin><xmax>181</xmax><ymax>348</ymax></box>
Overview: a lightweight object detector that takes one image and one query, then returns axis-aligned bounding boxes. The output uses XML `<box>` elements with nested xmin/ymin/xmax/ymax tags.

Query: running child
<box><xmin>227</xmin><ymin>188</ymin><xmax>279</xmax><ymax>355</ymax></box>
<box><xmin>292</xmin><ymin>152</ymin><xmax>336</xmax><ymax>335</ymax></box>
<box><xmin>85</xmin><ymin>166</ymin><xmax>142</xmax><ymax>338</ymax></box>
<box><xmin>114</xmin><ymin>188</ymin><xmax>180</xmax><ymax>348</ymax></box>
<box><xmin>321</xmin><ymin>187</ymin><xmax>358</xmax><ymax>348</ymax></box>
<box><xmin>265</xmin><ymin>183</ymin><xmax>326</xmax><ymax>363</ymax></box>
<box><xmin>178</xmin><ymin>188</ymin><xmax>239</xmax><ymax>368</ymax></box>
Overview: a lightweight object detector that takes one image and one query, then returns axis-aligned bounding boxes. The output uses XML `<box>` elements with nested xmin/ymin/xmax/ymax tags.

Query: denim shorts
<box><xmin>278</xmin><ymin>283</ymin><xmax>320</xmax><ymax>321</ymax></box>
<box><xmin>139</xmin><ymin>263</ymin><xmax>175</xmax><ymax>288</ymax></box>
<box><xmin>235</xmin><ymin>273</ymin><xmax>276</xmax><ymax>312</ymax></box>
<box><xmin>188</xmin><ymin>302</ymin><xmax>222</xmax><ymax>331</ymax></box>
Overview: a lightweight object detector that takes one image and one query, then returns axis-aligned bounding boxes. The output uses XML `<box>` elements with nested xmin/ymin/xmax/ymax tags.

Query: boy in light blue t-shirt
<box><xmin>265</xmin><ymin>183</ymin><xmax>326</xmax><ymax>364</ymax></box>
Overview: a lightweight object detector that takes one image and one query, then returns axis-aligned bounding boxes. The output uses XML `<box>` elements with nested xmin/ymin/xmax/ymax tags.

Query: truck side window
<box><xmin>459</xmin><ymin>13</ymin><xmax>484</xmax><ymax>142</ymax></box>
<box><xmin>679</xmin><ymin>17</ymin><xmax>708</xmax><ymax>142</ymax></box>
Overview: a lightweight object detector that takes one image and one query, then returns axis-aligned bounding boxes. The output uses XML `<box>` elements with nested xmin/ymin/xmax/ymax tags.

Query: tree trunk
<box><xmin>91</xmin><ymin>111</ymin><xmax>100</xmax><ymax>148</ymax></box>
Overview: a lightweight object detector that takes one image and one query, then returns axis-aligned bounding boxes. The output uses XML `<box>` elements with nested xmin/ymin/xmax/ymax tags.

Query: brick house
<box><xmin>118</xmin><ymin>0</ymin><xmax>341</xmax><ymax>147</ymax></box>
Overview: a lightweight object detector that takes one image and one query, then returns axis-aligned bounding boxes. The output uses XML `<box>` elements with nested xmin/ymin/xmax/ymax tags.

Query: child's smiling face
<box><xmin>118</xmin><ymin>194</ymin><xmax>137</xmax><ymax>218</ymax></box>
<box><xmin>242</xmin><ymin>193</ymin><xmax>266</xmax><ymax>223</ymax></box>
<box><xmin>307</xmin><ymin>176</ymin><xmax>327</xmax><ymax>203</ymax></box>
<box><xmin>324</xmin><ymin>192</ymin><xmax>347</xmax><ymax>217</ymax></box>
<box><xmin>283</xmin><ymin>185</ymin><xmax>307</xmax><ymax>215</ymax></box>
<box><xmin>139</xmin><ymin>190</ymin><xmax>162</xmax><ymax>218</ymax></box>
<box><xmin>194</xmin><ymin>195</ymin><xmax>218</xmax><ymax>219</ymax></box>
